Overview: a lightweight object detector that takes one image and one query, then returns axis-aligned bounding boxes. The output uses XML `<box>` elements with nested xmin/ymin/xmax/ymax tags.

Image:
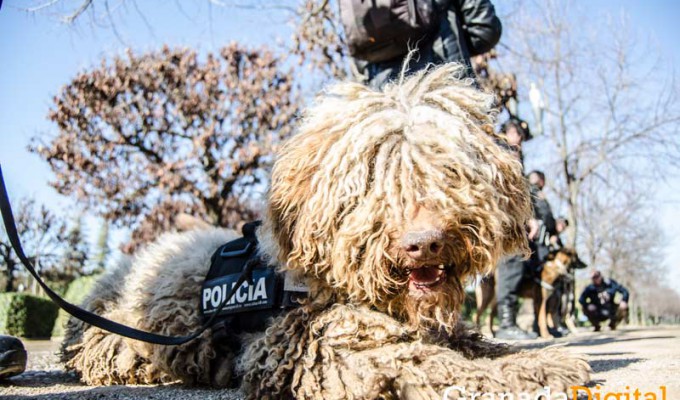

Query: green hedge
<box><xmin>0</xmin><ymin>293</ymin><xmax>59</xmax><ymax>338</ymax></box>
<box><xmin>52</xmin><ymin>275</ymin><xmax>99</xmax><ymax>337</ymax></box>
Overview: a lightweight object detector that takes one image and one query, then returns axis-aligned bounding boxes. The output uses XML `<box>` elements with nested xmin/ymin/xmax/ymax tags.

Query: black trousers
<box><xmin>496</xmin><ymin>255</ymin><xmax>528</xmax><ymax>305</ymax></box>
<box><xmin>583</xmin><ymin>303</ymin><xmax>628</xmax><ymax>328</ymax></box>
<box><xmin>496</xmin><ymin>239</ymin><xmax>548</xmax><ymax>306</ymax></box>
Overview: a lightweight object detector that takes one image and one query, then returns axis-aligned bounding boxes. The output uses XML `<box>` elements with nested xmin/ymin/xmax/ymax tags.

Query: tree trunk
<box><xmin>4</xmin><ymin>260</ymin><xmax>16</xmax><ymax>292</ymax></box>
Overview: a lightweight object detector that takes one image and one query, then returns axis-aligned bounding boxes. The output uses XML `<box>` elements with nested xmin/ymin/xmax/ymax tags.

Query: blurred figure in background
<box><xmin>579</xmin><ymin>270</ymin><xmax>630</xmax><ymax>331</ymax></box>
<box><xmin>497</xmin><ymin>117</ymin><xmax>530</xmax><ymax>163</ymax></box>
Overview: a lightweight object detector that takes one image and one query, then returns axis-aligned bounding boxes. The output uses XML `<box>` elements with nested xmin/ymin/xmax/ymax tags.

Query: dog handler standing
<box><xmin>494</xmin><ymin>119</ymin><xmax>539</xmax><ymax>340</ymax></box>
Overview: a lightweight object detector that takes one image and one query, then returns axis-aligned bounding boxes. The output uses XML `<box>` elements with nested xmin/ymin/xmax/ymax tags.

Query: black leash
<box><xmin>0</xmin><ymin>164</ymin><xmax>253</xmax><ymax>346</ymax></box>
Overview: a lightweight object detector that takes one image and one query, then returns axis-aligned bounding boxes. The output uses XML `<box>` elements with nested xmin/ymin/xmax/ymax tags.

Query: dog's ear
<box><xmin>455</xmin><ymin>125</ymin><xmax>531</xmax><ymax>265</ymax></box>
<box><xmin>488</xmin><ymin>146</ymin><xmax>532</xmax><ymax>260</ymax></box>
<box><xmin>263</xmin><ymin>81</ymin><xmax>381</xmax><ymax>276</ymax></box>
<box><xmin>264</xmin><ymin>132</ymin><xmax>324</xmax><ymax>267</ymax></box>
<box><xmin>263</xmin><ymin>110</ymin><xmax>349</xmax><ymax>273</ymax></box>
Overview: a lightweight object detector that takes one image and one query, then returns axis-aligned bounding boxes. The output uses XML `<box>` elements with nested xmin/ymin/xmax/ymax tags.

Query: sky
<box><xmin>0</xmin><ymin>0</ymin><xmax>679</xmax><ymax>287</ymax></box>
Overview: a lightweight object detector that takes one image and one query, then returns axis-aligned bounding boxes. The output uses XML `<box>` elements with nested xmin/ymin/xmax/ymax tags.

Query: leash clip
<box><xmin>220</xmin><ymin>241</ymin><xmax>252</xmax><ymax>258</ymax></box>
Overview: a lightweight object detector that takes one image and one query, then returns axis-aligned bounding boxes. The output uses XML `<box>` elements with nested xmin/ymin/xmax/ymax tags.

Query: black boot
<box><xmin>556</xmin><ymin>325</ymin><xmax>571</xmax><ymax>337</ymax></box>
<box><xmin>494</xmin><ymin>300</ymin><xmax>538</xmax><ymax>340</ymax></box>
<box><xmin>0</xmin><ymin>335</ymin><xmax>27</xmax><ymax>379</ymax></box>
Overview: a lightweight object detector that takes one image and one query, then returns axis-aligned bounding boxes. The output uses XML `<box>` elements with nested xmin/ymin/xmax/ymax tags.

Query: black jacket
<box><xmin>361</xmin><ymin>0</ymin><xmax>502</xmax><ymax>88</ymax></box>
<box><xmin>451</xmin><ymin>0</ymin><xmax>504</xmax><ymax>57</ymax></box>
<box><xmin>579</xmin><ymin>279</ymin><xmax>630</xmax><ymax>308</ymax></box>
<box><xmin>530</xmin><ymin>184</ymin><xmax>556</xmax><ymax>239</ymax></box>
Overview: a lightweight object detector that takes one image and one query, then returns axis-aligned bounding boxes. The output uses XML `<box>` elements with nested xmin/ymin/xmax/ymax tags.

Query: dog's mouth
<box><xmin>406</xmin><ymin>264</ymin><xmax>449</xmax><ymax>292</ymax></box>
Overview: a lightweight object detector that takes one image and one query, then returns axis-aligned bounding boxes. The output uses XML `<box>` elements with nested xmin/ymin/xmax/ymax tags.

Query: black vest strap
<box><xmin>0</xmin><ymin>164</ymin><xmax>249</xmax><ymax>346</ymax></box>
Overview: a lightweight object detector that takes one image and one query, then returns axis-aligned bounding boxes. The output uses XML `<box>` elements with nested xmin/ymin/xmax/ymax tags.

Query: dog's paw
<box><xmin>499</xmin><ymin>349</ymin><xmax>591</xmax><ymax>393</ymax></box>
<box><xmin>540</xmin><ymin>350</ymin><xmax>591</xmax><ymax>393</ymax></box>
<box><xmin>210</xmin><ymin>356</ymin><xmax>234</xmax><ymax>387</ymax></box>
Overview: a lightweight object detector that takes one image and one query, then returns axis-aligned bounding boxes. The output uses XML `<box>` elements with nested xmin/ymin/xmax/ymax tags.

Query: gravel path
<box><xmin>0</xmin><ymin>340</ymin><xmax>242</xmax><ymax>400</ymax></box>
<box><xmin>1</xmin><ymin>326</ymin><xmax>678</xmax><ymax>399</ymax></box>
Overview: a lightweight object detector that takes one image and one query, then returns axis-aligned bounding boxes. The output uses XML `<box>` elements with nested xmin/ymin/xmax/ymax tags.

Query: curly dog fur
<box><xmin>61</xmin><ymin>64</ymin><xmax>590</xmax><ymax>399</ymax></box>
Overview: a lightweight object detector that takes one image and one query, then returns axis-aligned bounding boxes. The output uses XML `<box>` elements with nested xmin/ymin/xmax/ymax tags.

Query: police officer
<box><xmin>494</xmin><ymin>118</ymin><xmax>538</xmax><ymax>340</ymax></box>
<box><xmin>579</xmin><ymin>270</ymin><xmax>630</xmax><ymax>331</ymax></box>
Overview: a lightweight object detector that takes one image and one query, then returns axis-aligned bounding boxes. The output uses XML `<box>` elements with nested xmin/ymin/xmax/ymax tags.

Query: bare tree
<box><xmin>22</xmin><ymin>0</ymin><xmax>297</xmax><ymax>26</ymax></box>
<box><xmin>500</xmin><ymin>0</ymin><xmax>680</xmax><ymax>248</ymax></box>
<box><xmin>30</xmin><ymin>44</ymin><xmax>300</xmax><ymax>252</ymax></box>
<box><xmin>578</xmin><ymin>174</ymin><xmax>651</xmax><ymax>267</ymax></box>
<box><xmin>24</xmin><ymin>0</ymin><xmax>351</xmax><ymax>82</ymax></box>
<box><xmin>290</xmin><ymin>0</ymin><xmax>350</xmax><ymax>82</ymax></box>
<box><xmin>580</xmin><ymin>177</ymin><xmax>673</xmax><ymax>324</ymax></box>
<box><xmin>0</xmin><ymin>198</ymin><xmax>66</xmax><ymax>292</ymax></box>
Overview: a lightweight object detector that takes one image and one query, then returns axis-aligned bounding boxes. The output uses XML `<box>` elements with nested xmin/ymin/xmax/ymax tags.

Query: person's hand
<box><xmin>527</xmin><ymin>219</ymin><xmax>539</xmax><ymax>240</ymax></box>
<box><xmin>549</xmin><ymin>235</ymin><xmax>558</xmax><ymax>245</ymax></box>
<box><xmin>587</xmin><ymin>304</ymin><xmax>597</xmax><ymax>312</ymax></box>
<box><xmin>619</xmin><ymin>301</ymin><xmax>628</xmax><ymax>309</ymax></box>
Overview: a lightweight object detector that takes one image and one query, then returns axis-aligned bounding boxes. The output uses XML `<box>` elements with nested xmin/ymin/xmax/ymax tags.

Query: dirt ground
<box><xmin>1</xmin><ymin>326</ymin><xmax>678</xmax><ymax>399</ymax></box>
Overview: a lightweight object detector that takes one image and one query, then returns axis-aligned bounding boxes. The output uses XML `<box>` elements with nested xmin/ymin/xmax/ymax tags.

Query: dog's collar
<box><xmin>534</xmin><ymin>278</ymin><xmax>555</xmax><ymax>291</ymax></box>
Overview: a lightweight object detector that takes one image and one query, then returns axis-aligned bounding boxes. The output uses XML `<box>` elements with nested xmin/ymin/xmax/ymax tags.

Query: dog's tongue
<box><xmin>409</xmin><ymin>266</ymin><xmax>440</xmax><ymax>283</ymax></box>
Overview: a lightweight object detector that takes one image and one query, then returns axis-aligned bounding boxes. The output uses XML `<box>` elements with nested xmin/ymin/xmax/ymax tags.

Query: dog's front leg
<box><xmin>537</xmin><ymin>286</ymin><xmax>552</xmax><ymax>338</ymax></box>
<box><xmin>331</xmin><ymin>310</ymin><xmax>590</xmax><ymax>398</ymax></box>
<box><xmin>243</xmin><ymin>305</ymin><xmax>589</xmax><ymax>399</ymax></box>
<box><xmin>408</xmin><ymin>346</ymin><xmax>590</xmax><ymax>397</ymax></box>
<box><xmin>335</xmin><ymin>327</ymin><xmax>591</xmax><ymax>399</ymax></box>
<box><xmin>242</xmin><ymin>304</ymin><xmax>439</xmax><ymax>399</ymax></box>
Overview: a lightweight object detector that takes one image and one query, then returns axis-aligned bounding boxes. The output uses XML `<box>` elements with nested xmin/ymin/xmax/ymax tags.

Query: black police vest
<box><xmin>200</xmin><ymin>221</ymin><xmax>307</xmax><ymax>334</ymax></box>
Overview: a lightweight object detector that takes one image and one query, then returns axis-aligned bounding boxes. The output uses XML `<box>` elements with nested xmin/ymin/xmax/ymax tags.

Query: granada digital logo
<box><xmin>442</xmin><ymin>385</ymin><xmax>668</xmax><ymax>400</ymax></box>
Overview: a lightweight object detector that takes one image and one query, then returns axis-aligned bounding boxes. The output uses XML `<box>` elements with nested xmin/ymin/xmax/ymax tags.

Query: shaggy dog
<box><xmin>62</xmin><ymin>64</ymin><xmax>590</xmax><ymax>399</ymax></box>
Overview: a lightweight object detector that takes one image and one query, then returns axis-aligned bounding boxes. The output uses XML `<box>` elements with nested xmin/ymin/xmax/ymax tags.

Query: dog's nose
<box><xmin>402</xmin><ymin>230</ymin><xmax>445</xmax><ymax>260</ymax></box>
